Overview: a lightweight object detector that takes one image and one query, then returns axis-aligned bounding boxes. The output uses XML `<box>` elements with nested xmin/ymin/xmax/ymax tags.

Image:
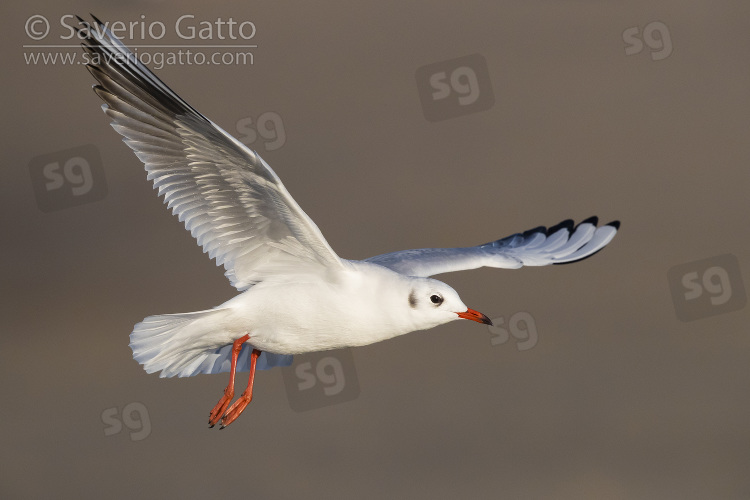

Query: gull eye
<box><xmin>430</xmin><ymin>294</ymin><xmax>443</xmax><ymax>305</ymax></box>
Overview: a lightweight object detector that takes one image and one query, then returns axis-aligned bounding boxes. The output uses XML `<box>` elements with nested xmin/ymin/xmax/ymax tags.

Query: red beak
<box><xmin>456</xmin><ymin>308</ymin><xmax>493</xmax><ymax>325</ymax></box>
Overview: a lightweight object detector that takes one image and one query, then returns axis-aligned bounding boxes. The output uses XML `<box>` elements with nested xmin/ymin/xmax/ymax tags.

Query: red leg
<box><xmin>220</xmin><ymin>348</ymin><xmax>262</xmax><ymax>429</ymax></box>
<box><xmin>208</xmin><ymin>334</ymin><xmax>250</xmax><ymax>428</ymax></box>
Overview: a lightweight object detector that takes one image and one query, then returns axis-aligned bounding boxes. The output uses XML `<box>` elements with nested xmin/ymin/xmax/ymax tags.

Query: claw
<box><xmin>208</xmin><ymin>388</ymin><xmax>234</xmax><ymax>427</ymax></box>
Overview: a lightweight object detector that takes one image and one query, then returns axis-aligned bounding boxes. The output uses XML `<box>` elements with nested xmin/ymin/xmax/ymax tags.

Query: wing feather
<box><xmin>78</xmin><ymin>16</ymin><xmax>344</xmax><ymax>290</ymax></box>
<box><xmin>365</xmin><ymin>217</ymin><xmax>620</xmax><ymax>277</ymax></box>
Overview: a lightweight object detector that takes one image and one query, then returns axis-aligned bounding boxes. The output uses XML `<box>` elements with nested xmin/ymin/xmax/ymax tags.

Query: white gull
<box><xmin>77</xmin><ymin>16</ymin><xmax>620</xmax><ymax>428</ymax></box>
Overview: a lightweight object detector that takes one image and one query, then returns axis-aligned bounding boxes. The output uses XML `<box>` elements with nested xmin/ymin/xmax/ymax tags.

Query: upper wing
<box><xmin>78</xmin><ymin>16</ymin><xmax>344</xmax><ymax>290</ymax></box>
<box><xmin>365</xmin><ymin>217</ymin><xmax>619</xmax><ymax>277</ymax></box>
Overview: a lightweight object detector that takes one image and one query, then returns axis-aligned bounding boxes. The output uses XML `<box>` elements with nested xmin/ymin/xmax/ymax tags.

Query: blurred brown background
<box><xmin>3</xmin><ymin>1</ymin><xmax>750</xmax><ymax>498</ymax></box>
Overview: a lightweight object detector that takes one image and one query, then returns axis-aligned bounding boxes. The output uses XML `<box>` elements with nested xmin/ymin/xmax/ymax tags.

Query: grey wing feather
<box><xmin>365</xmin><ymin>217</ymin><xmax>620</xmax><ymax>277</ymax></box>
<box><xmin>78</xmin><ymin>16</ymin><xmax>343</xmax><ymax>290</ymax></box>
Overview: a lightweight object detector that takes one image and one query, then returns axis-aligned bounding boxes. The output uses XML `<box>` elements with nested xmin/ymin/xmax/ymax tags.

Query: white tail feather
<box><xmin>130</xmin><ymin>310</ymin><xmax>293</xmax><ymax>378</ymax></box>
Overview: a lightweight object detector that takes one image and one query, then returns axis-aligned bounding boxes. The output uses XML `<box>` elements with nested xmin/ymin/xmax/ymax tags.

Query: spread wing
<box><xmin>365</xmin><ymin>217</ymin><xmax>619</xmax><ymax>277</ymax></box>
<box><xmin>78</xmin><ymin>16</ymin><xmax>344</xmax><ymax>290</ymax></box>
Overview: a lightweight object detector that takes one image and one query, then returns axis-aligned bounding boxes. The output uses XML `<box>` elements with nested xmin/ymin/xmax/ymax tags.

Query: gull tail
<box><xmin>130</xmin><ymin>309</ymin><xmax>293</xmax><ymax>378</ymax></box>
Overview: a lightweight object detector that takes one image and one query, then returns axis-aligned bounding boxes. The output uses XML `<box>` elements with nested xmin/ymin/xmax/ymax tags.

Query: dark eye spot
<box><xmin>430</xmin><ymin>294</ymin><xmax>443</xmax><ymax>305</ymax></box>
<box><xmin>408</xmin><ymin>291</ymin><xmax>417</xmax><ymax>309</ymax></box>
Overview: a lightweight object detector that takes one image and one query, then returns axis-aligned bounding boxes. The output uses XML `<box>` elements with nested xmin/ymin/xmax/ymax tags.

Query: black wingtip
<box><xmin>73</xmin><ymin>15</ymin><xmax>88</xmax><ymax>35</ymax></box>
<box><xmin>578</xmin><ymin>215</ymin><xmax>599</xmax><ymax>228</ymax></box>
<box><xmin>547</xmin><ymin>219</ymin><xmax>574</xmax><ymax>236</ymax></box>
<box><xmin>90</xmin><ymin>13</ymin><xmax>104</xmax><ymax>26</ymax></box>
<box><xmin>552</xmin><ymin>218</ymin><xmax>620</xmax><ymax>266</ymax></box>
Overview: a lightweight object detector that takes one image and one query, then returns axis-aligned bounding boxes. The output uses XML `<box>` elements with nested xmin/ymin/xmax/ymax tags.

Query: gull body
<box><xmin>77</xmin><ymin>15</ymin><xmax>620</xmax><ymax>427</ymax></box>
<box><xmin>217</xmin><ymin>261</ymin><xmax>469</xmax><ymax>354</ymax></box>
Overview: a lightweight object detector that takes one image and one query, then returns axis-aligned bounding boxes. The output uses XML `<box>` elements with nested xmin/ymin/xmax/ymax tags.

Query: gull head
<box><xmin>404</xmin><ymin>277</ymin><xmax>492</xmax><ymax>330</ymax></box>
